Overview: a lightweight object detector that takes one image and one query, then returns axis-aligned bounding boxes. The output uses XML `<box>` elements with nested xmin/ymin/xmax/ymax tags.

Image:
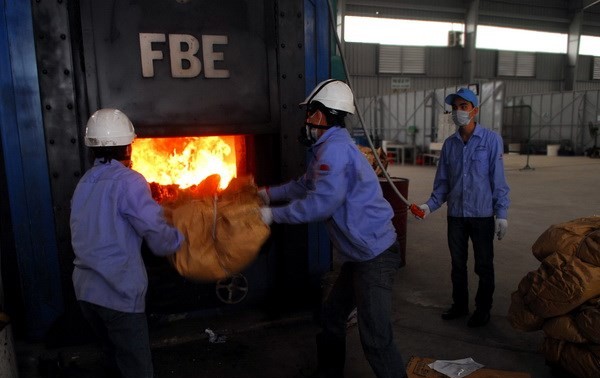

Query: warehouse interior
<box><xmin>2</xmin><ymin>0</ymin><xmax>600</xmax><ymax>377</ymax></box>
<box><xmin>15</xmin><ymin>154</ymin><xmax>600</xmax><ymax>378</ymax></box>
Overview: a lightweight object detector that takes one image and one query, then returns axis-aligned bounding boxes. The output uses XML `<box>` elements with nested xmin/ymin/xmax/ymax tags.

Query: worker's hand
<box><xmin>258</xmin><ymin>187</ymin><xmax>270</xmax><ymax>205</ymax></box>
<box><xmin>259</xmin><ymin>207</ymin><xmax>273</xmax><ymax>226</ymax></box>
<box><xmin>414</xmin><ymin>204</ymin><xmax>430</xmax><ymax>219</ymax></box>
<box><xmin>495</xmin><ymin>218</ymin><xmax>508</xmax><ymax>240</ymax></box>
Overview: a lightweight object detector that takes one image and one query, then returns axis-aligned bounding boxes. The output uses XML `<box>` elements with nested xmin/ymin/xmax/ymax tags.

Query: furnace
<box><xmin>2</xmin><ymin>0</ymin><xmax>332</xmax><ymax>340</ymax></box>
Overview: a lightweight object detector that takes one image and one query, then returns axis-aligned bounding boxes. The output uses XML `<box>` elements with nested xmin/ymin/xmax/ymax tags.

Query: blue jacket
<box><xmin>70</xmin><ymin>159</ymin><xmax>184</xmax><ymax>313</ymax></box>
<box><xmin>269</xmin><ymin>127</ymin><xmax>397</xmax><ymax>262</ymax></box>
<box><xmin>426</xmin><ymin>124</ymin><xmax>510</xmax><ymax>219</ymax></box>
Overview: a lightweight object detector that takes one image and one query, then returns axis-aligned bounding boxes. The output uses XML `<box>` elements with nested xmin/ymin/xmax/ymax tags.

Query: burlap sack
<box><xmin>522</xmin><ymin>253</ymin><xmax>600</xmax><ymax>318</ymax></box>
<box><xmin>531</xmin><ymin>216</ymin><xmax>600</xmax><ymax>261</ymax></box>
<box><xmin>357</xmin><ymin>145</ymin><xmax>388</xmax><ymax>177</ymax></box>
<box><xmin>577</xmin><ymin>230</ymin><xmax>600</xmax><ymax>267</ymax></box>
<box><xmin>507</xmin><ymin>290</ymin><xmax>544</xmax><ymax>331</ymax></box>
<box><xmin>541</xmin><ymin>337</ymin><xmax>600</xmax><ymax>377</ymax></box>
<box><xmin>167</xmin><ymin>177</ymin><xmax>270</xmax><ymax>282</ymax></box>
<box><xmin>575</xmin><ymin>297</ymin><xmax>600</xmax><ymax>344</ymax></box>
<box><xmin>543</xmin><ymin>315</ymin><xmax>589</xmax><ymax>343</ymax></box>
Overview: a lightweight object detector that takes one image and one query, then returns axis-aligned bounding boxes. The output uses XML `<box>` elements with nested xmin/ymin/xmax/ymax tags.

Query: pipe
<box><xmin>324</xmin><ymin>0</ymin><xmax>425</xmax><ymax>218</ymax></box>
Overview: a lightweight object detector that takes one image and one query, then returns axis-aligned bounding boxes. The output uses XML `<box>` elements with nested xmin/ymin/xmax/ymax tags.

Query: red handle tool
<box><xmin>409</xmin><ymin>204</ymin><xmax>425</xmax><ymax>219</ymax></box>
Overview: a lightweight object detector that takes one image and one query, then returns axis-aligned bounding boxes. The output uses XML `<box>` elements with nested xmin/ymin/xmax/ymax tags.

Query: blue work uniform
<box><xmin>426</xmin><ymin>124</ymin><xmax>510</xmax><ymax>219</ymax></box>
<box><xmin>71</xmin><ymin>158</ymin><xmax>184</xmax><ymax>378</ymax></box>
<box><xmin>426</xmin><ymin>124</ymin><xmax>510</xmax><ymax>312</ymax></box>
<box><xmin>71</xmin><ymin>159</ymin><xmax>184</xmax><ymax>312</ymax></box>
<box><xmin>269</xmin><ymin>126</ymin><xmax>397</xmax><ymax>262</ymax></box>
<box><xmin>268</xmin><ymin>126</ymin><xmax>406</xmax><ymax>377</ymax></box>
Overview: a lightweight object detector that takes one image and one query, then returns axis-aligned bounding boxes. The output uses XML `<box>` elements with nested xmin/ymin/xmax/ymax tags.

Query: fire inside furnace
<box><xmin>131</xmin><ymin>136</ymin><xmax>238</xmax><ymax>203</ymax></box>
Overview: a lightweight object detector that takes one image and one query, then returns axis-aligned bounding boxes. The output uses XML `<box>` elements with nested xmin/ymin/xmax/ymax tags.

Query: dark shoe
<box><xmin>309</xmin><ymin>368</ymin><xmax>343</xmax><ymax>378</ymax></box>
<box><xmin>467</xmin><ymin>309</ymin><xmax>491</xmax><ymax>327</ymax></box>
<box><xmin>315</xmin><ymin>333</ymin><xmax>345</xmax><ymax>378</ymax></box>
<box><xmin>441</xmin><ymin>305</ymin><xmax>469</xmax><ymax>320</ymax></box>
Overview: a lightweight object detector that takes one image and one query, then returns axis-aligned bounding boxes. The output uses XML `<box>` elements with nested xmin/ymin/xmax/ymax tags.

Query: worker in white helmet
<box><xmin>70</xmin><ymin>108</ymin><xmax>184</xmax><ymax>378</ymax></box>
<box><xmin>258</xmin><ymin>80</ymin><xmax>407</xmax><ymax>378</ymax></box>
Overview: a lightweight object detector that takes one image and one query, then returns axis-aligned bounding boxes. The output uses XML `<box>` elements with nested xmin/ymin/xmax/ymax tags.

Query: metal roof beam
<box><xmin>584</xmin><ymin>0</ymin><xmax>600</xmax><ymax>10</ymax></box>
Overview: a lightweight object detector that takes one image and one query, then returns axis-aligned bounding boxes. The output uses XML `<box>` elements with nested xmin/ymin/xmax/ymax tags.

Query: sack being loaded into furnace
<box><xmin>507</xmin><ymin>216</ymin><xmax>600</xmax><ymax>377</ymax></box>
<box><xmin>151</xmin><ymin>175</ymin><xmax>270</xmax><ymax>282</ymax></box>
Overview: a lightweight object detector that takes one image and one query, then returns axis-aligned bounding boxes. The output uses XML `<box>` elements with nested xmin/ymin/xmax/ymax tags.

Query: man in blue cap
<box><xmin>416</xmin><ymin>87</ymin><xmax>510</xmax><ymax>327</ymax></box>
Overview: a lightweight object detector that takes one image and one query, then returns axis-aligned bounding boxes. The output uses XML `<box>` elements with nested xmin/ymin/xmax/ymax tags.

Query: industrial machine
<box><xmin>1</xmin><ymin>0</ymin><xmax>335</xmax><ymax>342</ymax></box>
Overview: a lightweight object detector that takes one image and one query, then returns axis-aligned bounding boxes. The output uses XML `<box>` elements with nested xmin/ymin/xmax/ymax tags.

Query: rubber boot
<box><xmin>314</xmin><ymin>332</ymin><xmax>346</xmax><ymax>378</ymax></box>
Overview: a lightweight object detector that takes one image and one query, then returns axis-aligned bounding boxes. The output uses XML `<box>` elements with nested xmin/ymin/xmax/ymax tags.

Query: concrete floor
<box><xmin>16</xmin><ymin>154</ymin><xmax>600</xmax><ymax>377</ymax></box>
<box><xmin>384</xmin><ymin>154</ymin><xmax>600</xmax><ymax>378</ymax></box>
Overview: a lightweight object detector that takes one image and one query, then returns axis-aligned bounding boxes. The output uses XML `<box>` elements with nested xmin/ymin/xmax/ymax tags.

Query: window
<box><xmin>580</xmin><ymin>35</ymin><xmax>600</xmax><ymax>57</ymax></box>
<box><xmin>378</xmin><ymin>45</ymin><xmax>425</xmax><ymax>74</ymax></box>
<box><xmin>345</xmin><ymin>16</ymin><xmax>462</xmax><ymax>47</ymax></box>
<box><xmin>593</xmin><ymin>57</ymin><xmax>600</xmax><ymax>80</ymax></box>
<box><xmin>478</xmin><ymin>26</ymin><xmax>567</xmax><ymax>53</ymax></box>
<box><xmin>497</xmin><ymin>51</ymin><xmax>535</xmax><ymax>77</ymax></box>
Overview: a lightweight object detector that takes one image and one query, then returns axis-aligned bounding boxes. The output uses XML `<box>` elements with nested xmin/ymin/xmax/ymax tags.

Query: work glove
<box><xmin>258</xmin><ymin>187</ymin><xmax>270</xmax><ymax>205</ymax></box>
<box><xmin>259</xmin><ymin>207</ymin><xmax>273</xmax><ymax>226</ymax></box>
<box><xmin>414</xmin><ymin>204</ymin><xmax>430</xmax><ymax>219</ymax></box>
<box><xmin>495</xmin><ymin>218</ymin><xmax>508</xmax><ymax>240</ymax></box>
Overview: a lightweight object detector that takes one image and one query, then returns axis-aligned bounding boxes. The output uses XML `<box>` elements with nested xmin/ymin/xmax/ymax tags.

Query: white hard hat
<box><xmin>84</xmin><ymin>108</ymin><xmax>136</xmax><ymax>147</ymax></box>
<box><xmin>300</xmin><ymin>79</ymin><xmax>355</xmax><ymax>114</ymax></box>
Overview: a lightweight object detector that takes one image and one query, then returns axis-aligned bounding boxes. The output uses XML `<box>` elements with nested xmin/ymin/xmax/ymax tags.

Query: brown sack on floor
<box><xmin>543</xmin><ymin>314</ymin><xmax>589</xmax><ymax>343</ymax></box>
<box><xmin>523</xmin><ymin>253</ymin><xmax>600</xmax><ymax>318</ymax></box>
<box><xmin>167</xmin><ymin>176</ymin><xmax>270</xmax><ymax>282</ymax></box>
<box><xmin>576</xmin><ymin>230</ymin><xmax>600</xmax><ymax>267</ymax></box>
<box><xmin>541</xmin><ymin>337</ymin><xmax>600</xmax><ymax>378</ymax></box>
<box><xmin>507</xmin><ymin>290</ymin><xmax>544</xmax><ymax>331</ymax></box>
<box><xmin>531</xmin><ymin>216</ymin><xmax>600</xmax><ymax>262</ymax></box>
<box><xmin>575</xmin><ymin>297</ymin><xmax>600</xmax><ymax>344</ymax></box>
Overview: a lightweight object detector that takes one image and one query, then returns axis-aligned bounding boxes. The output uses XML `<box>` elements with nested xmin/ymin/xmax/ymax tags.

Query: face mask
<box><xmin>305</xmin><ymin>125</ymin><xmax>320</xmax><ymax>144</ymax></box>
<box><xmin>452</xmin><ymin>109</ymin><xmax>472</xmax><ymax>127</ymax></box>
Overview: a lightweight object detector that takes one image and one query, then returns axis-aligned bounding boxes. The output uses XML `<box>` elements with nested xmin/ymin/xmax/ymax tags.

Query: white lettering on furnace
<box><xmin>139</xmin><ymin>33</ymin><xmax>229</xmax><ymax>79</ymax></box>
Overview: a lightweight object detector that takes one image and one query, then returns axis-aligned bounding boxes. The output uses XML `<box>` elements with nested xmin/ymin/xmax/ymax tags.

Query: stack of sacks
<box><xmin>161</xmin><ymin>175</ymin><xmax>271</xmax><ymax>282</ymax></box>
<box><xmin>507</xmin><ymin>216</ymin><xmax>600</xmax><ymax>377</ymax></box>
<box><xmin>357</xmin><ymin>145</ymin><xmax>388</xmax><ymax>177</ymax></box>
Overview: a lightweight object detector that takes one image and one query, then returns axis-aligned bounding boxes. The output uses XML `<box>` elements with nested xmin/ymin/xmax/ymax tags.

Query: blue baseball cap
<box><xmin>445</xmin><ymin>88</ymin><xmax>478</xmax><ymax>107</ymax></box>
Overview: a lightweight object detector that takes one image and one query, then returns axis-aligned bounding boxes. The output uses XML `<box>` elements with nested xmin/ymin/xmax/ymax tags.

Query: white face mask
<box><xmin>305</xmin><ymin>125</ymin><xmax>320</xmax><ymax>144</ymax></box>
<box><xmin>451</xmin><ymin>109</ymin><xmax>472</xmax><ymax>127</ymax></box>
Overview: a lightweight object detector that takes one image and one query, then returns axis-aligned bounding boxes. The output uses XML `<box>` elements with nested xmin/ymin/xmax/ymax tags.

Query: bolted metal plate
<box><xmin>79</xmin><ymin>0</ymin><xmax>279</xmax><ymax>136</ymax></box>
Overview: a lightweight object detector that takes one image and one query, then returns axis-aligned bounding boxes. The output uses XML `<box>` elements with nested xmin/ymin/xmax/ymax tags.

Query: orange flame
<box><xmin>131</xmin><ymin>136</ymin><xmax>237</xmax><ymax>189</ymax></box>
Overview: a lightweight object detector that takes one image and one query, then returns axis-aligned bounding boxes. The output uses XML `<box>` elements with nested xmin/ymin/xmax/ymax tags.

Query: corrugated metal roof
<box><xmin>345</xmin><ymin>0</ymin><xmax>600</xmax><ymax>36</ymax></box>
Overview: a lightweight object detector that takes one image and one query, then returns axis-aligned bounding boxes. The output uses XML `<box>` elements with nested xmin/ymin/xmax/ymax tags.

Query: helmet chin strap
<box><xmin>304</xmin><ymin>123</ymin><xmax>331</xmax><ymax>130</ymax></box>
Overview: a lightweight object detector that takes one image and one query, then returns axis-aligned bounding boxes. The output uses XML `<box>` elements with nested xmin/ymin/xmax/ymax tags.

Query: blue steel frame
<box><xmin>304</xmin><ymin>0</ymin><xmax>331</xmax><ymax>284</ymax></box>
<box><xmin>0</xmin><ymin>1</ymin><xmax>63</xmax><ymax>339</ymax></box>
<box><xmin>0</xmin><ymin>0</ymin><xmax>330</xmax><ymax>339</ymax></box>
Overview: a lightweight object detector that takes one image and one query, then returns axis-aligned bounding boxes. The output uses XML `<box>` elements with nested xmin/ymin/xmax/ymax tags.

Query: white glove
<box><xmin>414</xmin><ymin>204</ymin><xmax>430</xmax><ymax>219</ymax></box>
<box><xmin>495</xmin><ymin>218</ymin><xmax>508</xmax><ymax>240</ymax></box>
<box><xmin>259</xmin><ymin>207</ymin><xmax>273</xmax><ymax>226</ymax></box>
<box><xmin>258</xmin><ymin>187</ymin><xmax>270</xmax><ymax>205</ymax></box>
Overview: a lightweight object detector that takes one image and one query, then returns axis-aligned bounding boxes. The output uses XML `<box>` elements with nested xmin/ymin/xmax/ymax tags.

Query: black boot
<box><xmin>441</xmin><ymin>304</ymin><xmax>469</xmax><ymax>320</ymax></box>
<box><xmin>314</xmin><ymin>332</ymin><xmax>345</xmax><ymax>378</ymax></box>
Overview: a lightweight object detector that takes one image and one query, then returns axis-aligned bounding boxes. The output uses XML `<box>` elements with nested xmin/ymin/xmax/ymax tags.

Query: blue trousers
<box><xmin>447</xmin><ymin>216</ymin><xmax>495</xmax><ymax>311</ymax></box>
<box><xmin>79</xmin><ymin>300</ymin><xmax>153</xmax><ymax>378</ymax></box>
<box><xmin>318</xmin><ymin>243</ymin><xmax>406</xmax><ymax>378</ymax></box>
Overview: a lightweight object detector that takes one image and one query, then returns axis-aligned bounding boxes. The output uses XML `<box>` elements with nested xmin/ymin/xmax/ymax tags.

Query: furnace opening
<box><xmin>131</xmin><ymin>135</ymin><xmax>248</xmax><ymax>204</ymax></box>
<box><xmin>132</xmin><ymin>136</ymin><xmax>238</xmax><ymax>189</ymax></box>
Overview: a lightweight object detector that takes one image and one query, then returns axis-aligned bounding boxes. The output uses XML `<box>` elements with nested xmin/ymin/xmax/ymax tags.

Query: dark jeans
<box><xmin>79</xmin><ymin>300</ymin><xmax>153</xmax><ymax>378</ymax></box>
<box><xmin>447</xmin><ymin>216</ymin><xmax>495</xmax><ymax>312</ymax></box>
<box><xmin>317</xmin><ymin>242</ymin><xmax>405</xmax><ymax>378</ymax></box>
